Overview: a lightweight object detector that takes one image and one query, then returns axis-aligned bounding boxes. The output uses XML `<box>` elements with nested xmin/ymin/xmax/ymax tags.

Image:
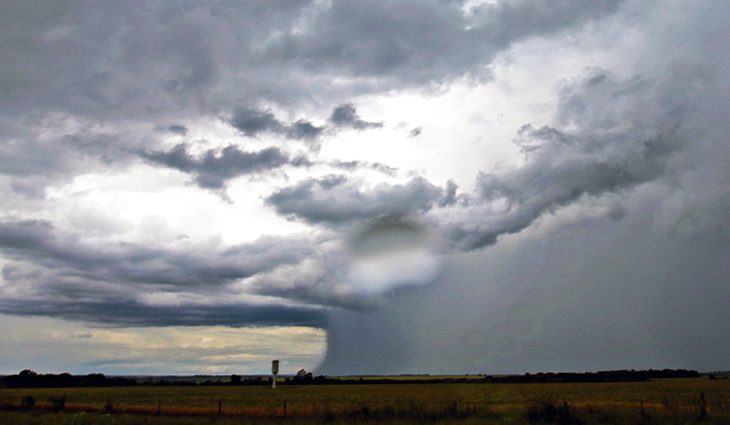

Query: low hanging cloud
<box><xmin>0</xmin><ymin>298</ymin><xmax>326</xmax><ymax>328</ymax></box>
<box><xmin>0</xmin><ymin>219</ymin><xmax>328</xmax><ymax>326</ymax></box>
<box><xmin>0</xmin><ymin>219</ymin><xmax>315</xmax><ymax>291</ymax></box>
<box><xmin>140</xmin><ymin>144</ymin><xmax>292</xmax><ymax>189</ymax></box>
<box><xmin>265</xmin><ymin>175</ymin><xmax>455</xmax><ymax>225</ymax></box>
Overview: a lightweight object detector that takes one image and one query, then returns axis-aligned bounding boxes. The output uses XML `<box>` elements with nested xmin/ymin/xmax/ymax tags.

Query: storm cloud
<box><xmin>0</xmin><ymin>219</ymin><xmax>320</xmax><ymax>287</ymax></box>
<box><xmin>0</xmin><ymin>298</ymin><xmax>325</xmax><ymax>328</ymax></box>
<box><xmin>1</xmin><ymin>0</ymin><xmax>729</xmax><ymax>375</ymax></box>
<box><xmin>320</xmin><ymin>0</ymin><xmax>730</xmax><ymax>373</ymax></box>
<box><xmin>444</xmin><ymin>69</ymin><xmax>693</xmax><ymax>251</ymax></box>
<box><xmin>266</xmin><ymin>176</ymin><xmax>454</xmax><ymax>225</ymax></box>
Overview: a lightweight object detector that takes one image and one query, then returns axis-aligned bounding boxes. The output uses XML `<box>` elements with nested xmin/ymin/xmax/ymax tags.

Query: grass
<box><xmin>1</xmin><ymin>377</ymin><xmax>729</xmax><ymax>424</ymax></box>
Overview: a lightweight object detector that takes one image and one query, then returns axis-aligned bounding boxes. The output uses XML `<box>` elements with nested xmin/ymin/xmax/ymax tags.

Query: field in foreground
<box><xmin>2</xmin><ymin>377</ymin><xmax>730</xmax><ymax>424</ymax></box>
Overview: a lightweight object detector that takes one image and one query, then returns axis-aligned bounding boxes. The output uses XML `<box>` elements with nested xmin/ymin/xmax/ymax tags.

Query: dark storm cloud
<box><xmin>0</xmin><ymin>298</ymin><xmax>325</xmax><ymax>328</ymax></box>
<box><xmin>0</xmin><ymin>219</ymin><xmax>313</xmax><ymax>289</ymax></box>
<box><xmin>446</xmin><ymin>69</ymin><xmax>691</xmax><ymax>250</ymax></box>
<box><xmin>0</xmin><ymin>218</ymin><xmax>334</xmax><ymax>326</ymax></box>
<box><xmin>320</xmin><ymin>1</ymin><xmax>730</xmax><ymax>374</ymax></box>
<box><xmin>265</xmin><ymin>175</ymin><xmax>455</xmax><ymax>224</ymax></box>
<box><xmin>321</xmin><ymin>206</ymin><xmax>730</xmax><ymax>374</ymax></box>
<box><xmin>329</xmin><ymin>104</ymin><xmax>383</xmax><ymax>130</ymax></box>
<box><xmin>1</xmin><ymin>0</ymin><xmax>697</xmax><ymax>339</ymax></box>
<box><xmin>140</xmin><ymin>144</ymin><xmax>291</xmax><ymax>189</ymax></box>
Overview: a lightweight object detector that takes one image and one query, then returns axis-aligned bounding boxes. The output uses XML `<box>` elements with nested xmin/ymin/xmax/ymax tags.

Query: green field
<box><xmin>2</xmin><ymin>377</ymin><xmax>730</xmax><ymax>424</ymax></box>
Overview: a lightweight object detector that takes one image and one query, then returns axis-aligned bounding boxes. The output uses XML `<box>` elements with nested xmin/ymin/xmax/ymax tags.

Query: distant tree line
<box><xmin>0</xmin><ymin>368</ymin><xmax>702</xmax><ymax>388</ymax></box>
<box><xmin>484</xmin><ymin>369</ymin><xmax>700</xmax><ymax>383</ymax></box>
<box><xmin>1</xmin><ymin>369</ymin><xmax>135</xmax><ymax>388</ymax></box>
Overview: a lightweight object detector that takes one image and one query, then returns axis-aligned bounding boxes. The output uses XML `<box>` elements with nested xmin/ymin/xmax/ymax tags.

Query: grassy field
<box><xmin>1</xmin><ymin>377</ymin><xmax>730</xmax><ymax>424</ymax></box>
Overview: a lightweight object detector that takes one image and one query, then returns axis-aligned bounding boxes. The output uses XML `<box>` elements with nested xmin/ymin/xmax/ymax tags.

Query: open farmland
<box><xmin>2</xmin><ymin>377</ymin><xmax>730</xmax><ymax>424</ymax></box>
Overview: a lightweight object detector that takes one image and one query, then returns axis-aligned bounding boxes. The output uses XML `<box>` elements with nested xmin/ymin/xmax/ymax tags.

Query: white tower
<box><xmin>271</xmin><ymin>359</ymin><xmax>279</xmax><ymax>389</ymax></box>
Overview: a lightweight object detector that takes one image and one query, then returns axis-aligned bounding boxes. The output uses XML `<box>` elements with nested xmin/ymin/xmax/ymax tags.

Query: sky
<box><xmin>0</xmin><ymin>0</ymin><xmax>729</xmax><ymax>375</ymax></box>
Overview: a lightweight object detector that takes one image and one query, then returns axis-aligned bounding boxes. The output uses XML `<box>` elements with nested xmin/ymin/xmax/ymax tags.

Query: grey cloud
<box><xmin>290</xmin><ymin>155</ymin><xmax>315</xmax><ymax>168</ymax></box>
<box><xmin>0</xmin><ymin>219</ymin><xmax>313</xmax><ymax>290</ymax></box>
<box><xmin>447</xmin><ymin>69</ymin><xmax>691</xmax><ymax>250</ymax></box>
<box><xmin>245</xmin><ymin>258</ymin><xmax>373</xmax><ymax>313</ymax></box>
<box><xmin>262</xmin><ymin>0</ymin><xmax>624</xmax><ymax>88</ymax></box>
<box><xmin>0</xmin><ymin>0</ymin><xmax>622</xmax><ymax>196</ymax></box>
<box><xmin>0</xmin><ymin>129</ymin><xmax>137</xmax><ymax>197</ymax></box>
<box><xmin>139</xmin><ymin>141</ymin><xmax>402</xmax><ymax>194</ymax></box>
<box><xmin>230</xmin><ymin>107</ymin><xmax>285</xmax><ymax>137</ymax></box>
<box><xmin>409</xmin><ymin>127</ymin><xmax>422</xmax><ymax>137</ymax></box>
<box><xmin>7</xmin><ymin>0</ymin><xmax>730</xmax><ymax>371</ymax></box>
<box><xmin>167</xmin><ymin>124</ymin><xmax>188</xmax><ymax>136</ymax></box>
<box><xmin>0</xmin><ymin>218</ymin><xmax>334</xmax><ymax>326</ymax></box>
<box><xmin>439</xmin><ymin>181</ymin><xmax>458</xmax><ymax>207</ymax></box>
<box><xmin>239</xmin><ymin>235</ymin><xmax>405</xmax><ymax>312</ymax></box>
<box><xmin>140</xmin><ymin>144</ymin><xmax>291</xmax><ymax>189</ymax></box>
<box><xmin>229</xmin><ymin>104</ymin><xmax>378</xmax><ymax>141</ymax></box>
<box><xmin>322</xmin><ymin>0</ymin><xmax>730</xmax><ymax>373</ymax></box>
<box><xmin>266</xmin><ymin>176</ymin><xmax>453</xmax><ymax>224</ymax></box>
<box><xmin>0</xmin><ymin>2</ymin><xmax>321</xmax><ymax>195</ymax></box>
<box><xmin>329</xmin><ymin>104</ymin><xmax>383</xmax><ymax>130</ymax></box>
<box><xmin>321</xmin><ymin>205</ymin><xmax>730</xmax><ymax>374</ymax></box>
<box><xmin>286</xmin><ymin>119</ymin><xmax>325</xmax><ymax>140</ymax></box>
<box><xmin>0</xmin><ymin>0</ymin><xmax>624</xmax><ymax>121</ymax></box>
<box><xmin>0</xmin><ymin>298</ymin><xmax>325</xmax><ymax>328</ymax></box>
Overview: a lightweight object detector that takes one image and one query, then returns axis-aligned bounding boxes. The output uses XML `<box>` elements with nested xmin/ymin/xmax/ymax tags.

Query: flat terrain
<box><xmin>1</xmin><ymin>377</ymin><xmax>730</xmax><ymax>424</ymax></box>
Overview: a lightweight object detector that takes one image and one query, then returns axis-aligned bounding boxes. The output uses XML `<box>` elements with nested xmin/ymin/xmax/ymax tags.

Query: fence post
<box><xmin>156</xmin><ymin>399</ymin><xmax>161</xmax><ymax>415</ymax></box>
<box><xmin>283</xmin><ymin>400</ymin><xmax>288</xmax><ymax>418</ymax></box>
<box><xmin>218</xmin><ymin>399</ymin><xmax>222</xmax><ymax>415</ymax></box>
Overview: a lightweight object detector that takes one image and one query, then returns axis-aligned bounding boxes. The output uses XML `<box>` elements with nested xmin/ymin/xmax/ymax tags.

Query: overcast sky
<box><xmin>1</xmin><ymin>0</ymin><xmax>729</xmax><ymax>375</ymax></box>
